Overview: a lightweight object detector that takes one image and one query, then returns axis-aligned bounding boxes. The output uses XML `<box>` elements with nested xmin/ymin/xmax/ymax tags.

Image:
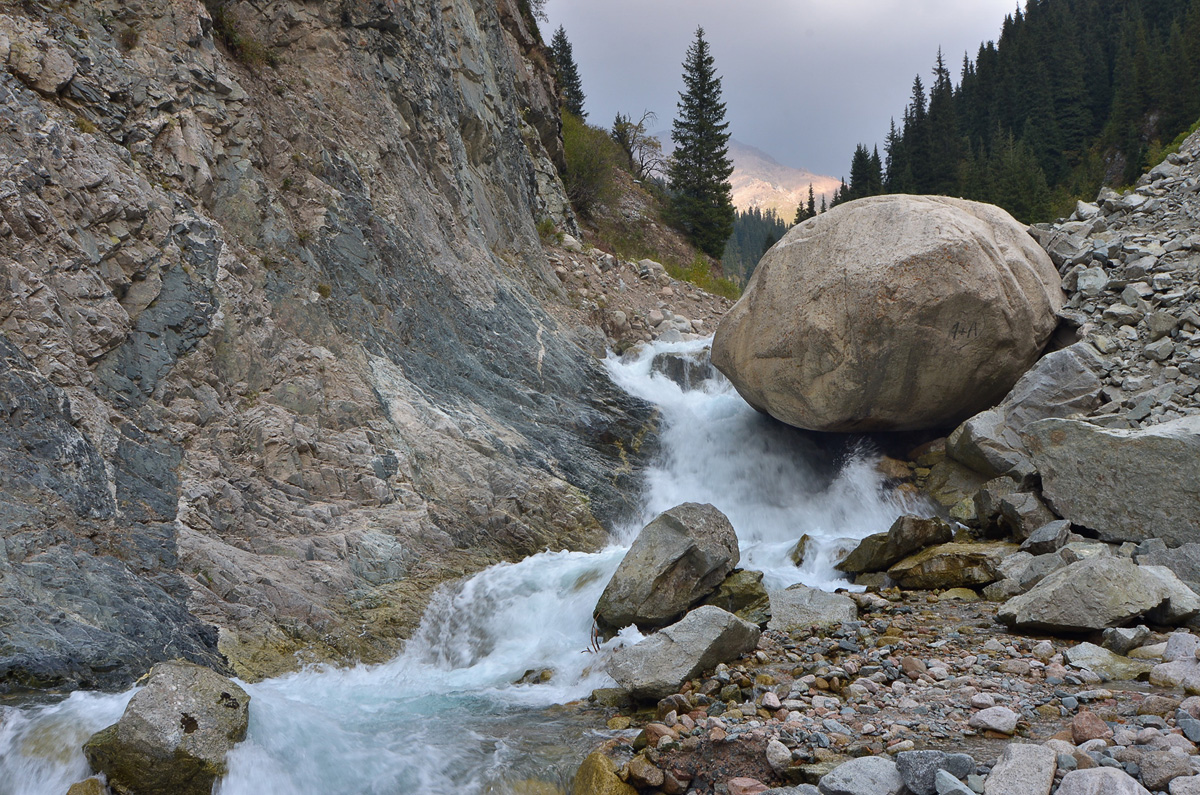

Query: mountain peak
<box><xmin>728</xmin><ymin>139</ymin><xmax>840</xmax><ymax>218</ymax></box>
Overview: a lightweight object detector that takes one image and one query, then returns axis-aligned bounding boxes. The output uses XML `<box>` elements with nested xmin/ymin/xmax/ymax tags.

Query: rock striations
<box><xmin>0</xmin><ymin>1</ymin><xmax>654</xmax><ymax>690</ymax></box>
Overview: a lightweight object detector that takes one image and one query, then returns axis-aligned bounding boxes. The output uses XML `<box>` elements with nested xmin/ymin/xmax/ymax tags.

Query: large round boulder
<box><xmin>711</xmin><ymin>195</ymin><xmax>1064</xmax><ymax>432</ymax></box>
<box><xmin>83</xmin><ymin>661</ymin><xmax>250</xmax><ymax>795</ymax></box>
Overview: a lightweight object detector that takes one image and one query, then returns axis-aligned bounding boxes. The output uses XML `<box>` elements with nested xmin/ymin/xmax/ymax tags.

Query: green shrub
<box><xmin>561</xmin><ymin>111</ymin><xmax>624</xmax><ymax>219</ymax></box>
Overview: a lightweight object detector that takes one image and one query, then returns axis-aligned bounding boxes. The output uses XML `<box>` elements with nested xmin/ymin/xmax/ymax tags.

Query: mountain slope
<box><xmin>728</xmin><ymin>140</ymin><xmax>841</xmax><ymax>219</ymax></box>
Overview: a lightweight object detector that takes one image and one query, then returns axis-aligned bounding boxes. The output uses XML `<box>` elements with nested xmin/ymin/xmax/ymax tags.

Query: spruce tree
<box><xmin>550</xmin><ymin>26</ymin><xmax>586</xmax><ymax>119</ymax></box>
<box><xmin>668</xmin><ymin>27</ymin><xmax>735</xmax><ymax>258</ymax></box>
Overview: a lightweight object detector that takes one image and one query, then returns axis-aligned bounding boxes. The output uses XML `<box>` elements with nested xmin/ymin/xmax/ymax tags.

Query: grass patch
<box><xmin>666</xmin><ymin>254</ymin><xmax>742</xmax><ymax>301</ymax></box>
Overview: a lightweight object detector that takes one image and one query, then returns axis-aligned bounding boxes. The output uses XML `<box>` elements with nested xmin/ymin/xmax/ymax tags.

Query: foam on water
<box><xmin>1</xmin><ymin>337</ymin><xmax>921</xmax><ymax>794</ymax></box>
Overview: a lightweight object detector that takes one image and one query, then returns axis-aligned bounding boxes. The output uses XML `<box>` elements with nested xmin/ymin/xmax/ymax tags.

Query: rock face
<box><xmin>711</xmin><ymin>195</ymin><xmax>1063</xmax><ymax>432</ymax></box>
<box><xmin>83</xmin><ymin>661</ymin><xmax>249</xmax><ymax>795</ymax></box>
<box><xmin>606</xmin><ymin>606</ymin><xmax>760</xmax><ymax>700</ymax></box>
<box><xmin>595</xmin><ymin>504</ymin><xmax>740</xmax><ymax>632</ymax></box>
<box><xmin>998</xmin><ymin>557</ymin><xmax>1200</xmax><ymax>632</ymax></box>
<box><xmin>0</xmin><ymin>1</ymin><xmax>653</xmax><ymax>687</ymax></box>
<box><xmin>1024</xmin><ymin>416</ymin><xmax>1200</xmax><ymax>545</ymax></box>
<box><xmin>947</xmin><ymin>342</ymin><xmax>1103</xmax><ymax>480</ymax></box>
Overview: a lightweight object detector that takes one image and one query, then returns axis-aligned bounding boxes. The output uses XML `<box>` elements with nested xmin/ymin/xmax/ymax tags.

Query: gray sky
<box><xmin>543</xmin><ymin>0</ymin><xmax>1019</xmax><ymax>177</ymax></box>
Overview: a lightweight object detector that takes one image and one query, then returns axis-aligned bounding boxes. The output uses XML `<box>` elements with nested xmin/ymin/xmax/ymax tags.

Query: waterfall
<box><xmin>0</xmin><ymin>338</ymin><xmax>919</xmax><ymax>795</ymax></box>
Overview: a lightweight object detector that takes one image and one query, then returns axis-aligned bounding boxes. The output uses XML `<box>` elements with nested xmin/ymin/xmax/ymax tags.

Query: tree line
<box><xmin>839</xmin><ymin>0</ymin><xmax>1200</xmax><ymax>222</ymax></box>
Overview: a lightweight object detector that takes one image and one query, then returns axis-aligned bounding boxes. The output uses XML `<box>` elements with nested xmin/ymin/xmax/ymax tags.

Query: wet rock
<box><xmin>66</xmin><ymin>781</ymin><xmax>107</xmax><ymax>795</ymax></box>
<box><xmin>887</xmin><ymin>542</ymin><xmax>1017</xmax><ymax>589</ymax></box>
<box><xmin>573</xmin><ymin>751</ymin><xmax>637</xmax><ymax>795</ymax></box>
<box><xmin>606</xmin><ymin>606</ymin><xmax>760</xmax><ymax>700</ymax></box>
<box><xmin>817</xmin><ymin>755</ymin><xmax>904</xmax><ymax>795</ymax></box>
<box><xmin>766</xmin><ymin>584</ymin><xmax>857</xmax><ymax>632</ymax></box>
<box><xmin>836</xmin><ymin>516</ymin><xmax>953</xmax><ymax>575</ymax></box>
<box><xmin>651</xmin><ymin>350</ymin><xmax>716</xmax><ymax>390</ymax></box>
<box><xmin>982</xmin><ymin>742</ymin><xmax>1056</xmax><ymax>795</ymax></box>
<box><xmin>701</xmin><ymin>569</ymin><xmax>771</xmax><ymax>626</ymax></box>
<box><xmin>1024</xmin><ymin>416</ymin><xmax>1200</xmax><ymax>546</ymax></box>
<box><xmin>595</xmin><ymin>503</ymin><xmax>740</xmax><ymax>632</ymax></box>
<box><xmin>712</xmin><ymin>196</ymin><xmax>1063</xmax><ymax>432</ymax></box>
<box><xmin>1064</xmin><ymin>643</ymin><xmax>1154</xmax><ymax>681</ymax></box>
<box><xmin>83</xmin><ymin>661</ymin><xmax>250</xmax><ymax>795</ymax></box>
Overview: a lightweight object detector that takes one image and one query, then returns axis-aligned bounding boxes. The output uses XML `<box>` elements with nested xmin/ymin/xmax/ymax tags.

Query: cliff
<box><xmin>0</xmin><ymin>0</ymin><xmax>652</xmax><ymax>690</ymax></box>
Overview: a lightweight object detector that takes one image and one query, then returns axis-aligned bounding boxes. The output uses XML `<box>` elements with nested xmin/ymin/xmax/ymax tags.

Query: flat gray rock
<box><xmin>998</xmin><ymin>557</ymin><xmax>1173</xmax><ymax>632</ymax></box>
<box><xmin>1055</xmin><ymin>768</ymin><xmax>1151</xmax><ymax>795</ymax></box>
<box><xmin>1063</xmin><ymin>642</ymin><xmax>1154</xmax><ymax>681</ymax></box>
<box><xmin>818</xmin><ymin>755</ymin><xmax>904</xmax><ymax>795</ymax></box>
<box><xmin>606</xmin><ymin>605</ymin><xmax>760</xmax><ymax>701</ymax></box>
<box><xmin>1024</xmin><ymin>416</ymin><xmax>1200</xmax><ymax>545</ymax></box>
<box><xmin>767</xmin><ymin>584</ymin><xmax>857</xmax><ymax>632</ymax></box>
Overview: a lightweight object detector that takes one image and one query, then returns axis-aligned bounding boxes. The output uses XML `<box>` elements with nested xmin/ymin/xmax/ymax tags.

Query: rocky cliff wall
<box><xmin>0</xmin><ymin>0</ymin><xmax>652</xmax><ymax>690</ymax></box>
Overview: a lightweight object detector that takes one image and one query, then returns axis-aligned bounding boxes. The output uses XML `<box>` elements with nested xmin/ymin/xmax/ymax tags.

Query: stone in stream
<box><xmin>594</xmin><ymin>503</ymin><xmax>740</xmax><ymax>632</ymax></box>
<box><xmin>886</xmin><ymin>542</ymin><xmax>1016</xmax><ymax>589</ymax></box>
<box><xmin>946</xmin><ymin>342</ymin><xmax>1103</xmax><ymax>480</ymax></box>
<box><xmin>701</xmin><ymin>569</ymin><xmax>771</xmax><ymax>626</ymax></box>
<box><xmin>982</xmin><ymin>742</ymin><xmax>1056</xmax><ymax>795</ymax></box>
<box><xmin>83</xmin><ymin>661</ymin><xmax>250</xmax><ymax>795</ymax></box>
<box><xmin>766</xmin><ymin>584</ymin><xmax>857</xmax><ymax>632</ymax></box>
<box><xmin>998</xmin><ymin>557</ymin><xmax>1199</xmax><ymax>632</ymax></box>
<box><xmin>711</xmin><ymin>195</ymin><xmax>1064</xmax><ymax>433</ymax></box>
<box><xmin>817</xmin><ymin>755</ymin><xmax>904</xmax><ymax>795</ymax></box>
<box><xmin>572</xmin><ymin>751</ymin><xmax>637</xmax><ymax>795</ymax></box>
<box><xmin>1023</xmin><ymin>415</ymin><xmax>1200</xmax><ymax>546</ymax></box>
<box><xmin>606</xmin><ymin>606</ymin><xmax>760</xmax><ymax>700</ymax></box>
<box><xmin>836</xmin><ymin>516</ymin><xmax>953</xmax><ymax>575</ymax></box>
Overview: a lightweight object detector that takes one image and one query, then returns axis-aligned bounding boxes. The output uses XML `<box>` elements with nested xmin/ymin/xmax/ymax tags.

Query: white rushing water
<box><xmin>0</xmin><ymin>338</ymin><xmax>921</xmax><ymax>795</ymax></box>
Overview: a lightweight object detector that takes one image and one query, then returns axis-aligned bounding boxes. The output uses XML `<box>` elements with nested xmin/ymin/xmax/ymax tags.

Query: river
<box><xmin>0</xmin><ymin>338</ymin><xmax>918</xmax><ymax>794</ymax></box>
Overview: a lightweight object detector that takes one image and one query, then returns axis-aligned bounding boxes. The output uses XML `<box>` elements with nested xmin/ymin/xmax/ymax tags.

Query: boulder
<box><xmin>1063</xmin><ymin>642</ymin><xmax>1154</xmax><ymax>681</ymax></box>
<box><xmin>767</xmin><ymin>584</ymin><xmax>857</xmax><ymax>632</ymax></box>
<box><xmin>83</xmin><ymin>661</ymin><xmax>250</xmax><ymax>795</ymax></box>
<box><xmin>1024</xmin><ymin>416</ymin><xmax>1200</xmax><ymax>545</ymax></box>
<box><xmin>982</xmin><ymin>742</ymin><xmax>1056</xmax><ymax>795</ymax></box>
<box><xmin>651</xmin><ymin>350</ymin><xmax>716</xmax><ymax>390</ymax></box>
<box><xmin>817</xmin><ymin>755</ymin><xmax>904</xmax><ymax>795</ymax></box>
<box><xmin>997</xmin><ymin>492</ymin><xmax>1057</xmax><ymax>541</ymax></box>
<box><xmin>1137</xmin><ymin>541</ymin><xmax>1200</xmax><ymax>593</ymax></box>
<box><xmin>1020</xmin><ymin>520</ymin><xmax>1071</xmax><ymax>555</ymax></box>
<box><xmin>886</xmin><ymin>543</ymin><xmax>1017</xmax><ymax>589</ymax></box>
<box><xmin>998</xmin><ymin>557</ymin><xmax>1195</xmax><ymax>632</ymax></box>
<box><xmin>947</xmin><ymin>342</ymin><xmax>1102</xmax><ymax>480</ymax></box>
<box><xmin>595</xmin><ymin>503</ymin><xmax>740</xmax><ymax>632</ymax></box>
<box><xmin>572</xmin><ymin>751</ymin><xmax>637</xmax><ymax>795</ymax></box>
<box><xmin>836</xmin><ymin>516</ymin><xmax>953</xmax><ymax>574</ymax></box>
<box><xmin>711</xmin><ymin>195</ymin><xmax>1063</xmax><ymax>432</ymax></box>
<box><xmin>895</xmin><ymin>750</ymin><xmax>974</xmax><ymax>795</ymax></box>
<box><xmin>606</xmin><ymin>606</ymin><xmax>760</xmax><ymax>700</ymax></box>
<box><xmin>701</xmin><ymin>569</ymin><xmax>771</xmax><ymax>625</ymax></box>
<box><xmin>1055</xmin><ymin>768</ymin><xmax>1151</xmax><ymax>795</ymax></box>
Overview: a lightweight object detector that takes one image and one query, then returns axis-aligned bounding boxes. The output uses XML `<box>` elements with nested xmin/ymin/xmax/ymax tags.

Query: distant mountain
<box><xmin>727</xmin><ymin>140</ymin><xmax>841</xmax><ymax>220</ymax></box>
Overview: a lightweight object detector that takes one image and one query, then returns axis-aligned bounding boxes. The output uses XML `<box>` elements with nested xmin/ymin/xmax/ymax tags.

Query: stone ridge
<box><xmin>0</xmin><ymin>1</ymin><xmax>655</xmax><ymax>689</ymax></box>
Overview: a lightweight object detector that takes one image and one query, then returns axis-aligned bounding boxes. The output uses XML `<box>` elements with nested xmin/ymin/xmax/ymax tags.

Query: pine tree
<box><xmin>668</xmin><ymin>27</ymin><xmax>735</xmax><ymax>258</ymax></box>
<box><xmin>550</xmin><ymin>26</ymin><xmax>586</xmax><ymax>119</ymax></box>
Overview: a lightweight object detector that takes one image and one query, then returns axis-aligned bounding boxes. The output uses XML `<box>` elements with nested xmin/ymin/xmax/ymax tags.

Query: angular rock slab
<box><xmin>83</xmin><ymin>661</ymin><xmax>250</xmax><ymax>795</ymax></box>
<box><xmin>998</xmin><ymin>557</ymin><xmax>1183</xmax><ymax>632</ymax></box>
<box><xmin>1055</xmin><ymin>768</ymin><xmax>1152</xmax><ymax>795</ymax></box>
<box><xmin>887</xmin><ymin>542</ymin><xmax>1017</xmax><ymax>589</ymax></box>
<box><xmin>947</xmin><ymin>342</ymin><xmax>1102</xmax><ymax>480</ymax></box>
<box><xmin>817</xmin><ymin>755</ymin><xmax>904</xmax><ymax>795</ymax></box>
<box><xmin>712</xmin><ymin>195</ymin><xmax>1063</xmax><ymax>432</ymax></box>
<box><xmin>1063</xmin><ymin>642</ymin><xmax>1154</xmax><ymax>681</ymax></box>
<box><xmin>767</xmin><ymin>584</ymin><xmax>857</xmax><ymax>632</ymax></box>
<box><xmin>1024</xmin><ymin>416</ymin><xmax>1200</xmax><ymax>545</ymax></box>
<box><xmin>836</xmin><ymin>516</ymin><xmax>953</xmax><ymax>575</ymax></box>
<box><xmin>982</xmin><ymin>742</ymin><xmax>1056</xmax><ymax>795</ymax></box>
<box><xmin>606</xmin><ymin>606</ymin><xmax>760</xmax><ymax>701</ymax></box>
<box><xmin>595</xmin><ymin>503</ymin><xmax>739</xmax><ymax>632</ymax></box>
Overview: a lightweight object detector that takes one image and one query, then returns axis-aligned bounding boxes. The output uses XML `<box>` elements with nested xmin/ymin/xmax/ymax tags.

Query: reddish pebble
<box><xmin>727</xmin><ymin>777</ymin><xmax>768</xmax><ymax>795</ymax></box>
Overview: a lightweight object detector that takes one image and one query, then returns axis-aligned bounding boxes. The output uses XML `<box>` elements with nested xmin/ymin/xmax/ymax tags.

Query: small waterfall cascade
<box><xmin>0</xmin><ymin>338</ymin><xmax>920</xmax><ymax>795</ymax></box>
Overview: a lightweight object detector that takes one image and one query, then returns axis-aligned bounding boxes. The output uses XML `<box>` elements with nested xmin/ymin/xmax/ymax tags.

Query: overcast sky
<box><xmin>543</xmin><ymin>0</ymin><xmax>1020</xmax><ymax>177</ymax></box>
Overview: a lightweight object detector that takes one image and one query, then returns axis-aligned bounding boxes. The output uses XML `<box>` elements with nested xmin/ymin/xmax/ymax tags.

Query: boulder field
<box><xmin>711</xmin><ymin>195</ymin><xmax>1064</xmax><ymax>432</ymax></box>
